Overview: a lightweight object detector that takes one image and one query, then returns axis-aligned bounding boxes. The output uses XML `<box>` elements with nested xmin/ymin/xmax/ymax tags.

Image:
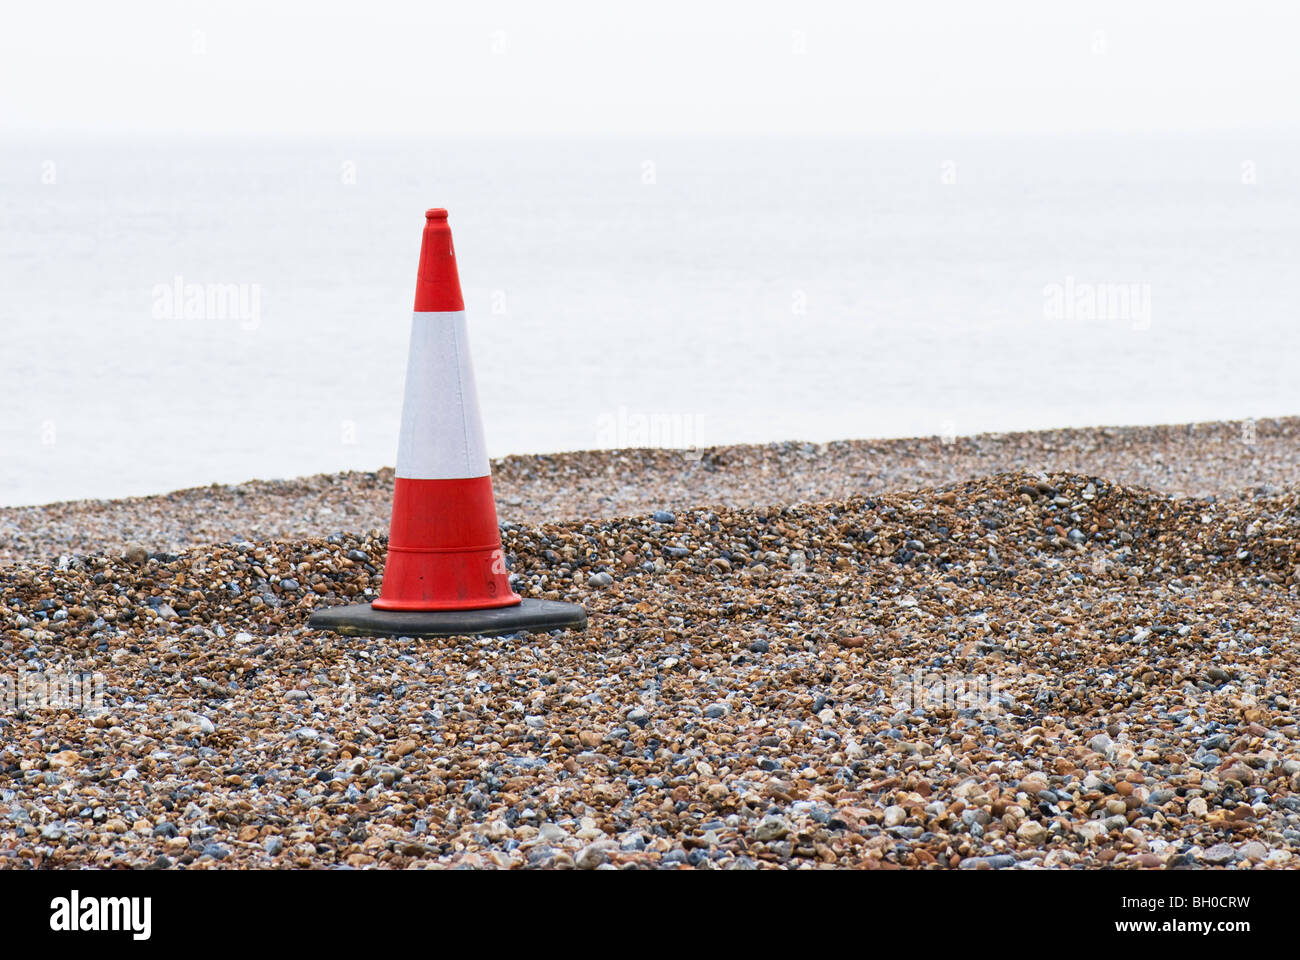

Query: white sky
<box><xmin>2</xmin><ymin>0</ymin><xmax>1298</xmax><ymax>136</ymax></box>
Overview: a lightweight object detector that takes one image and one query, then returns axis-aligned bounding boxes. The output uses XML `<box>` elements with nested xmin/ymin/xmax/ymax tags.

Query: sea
<box><xmin>1</xmin><ymin>133</ymin><xmax>1298</xmax><ymax>506</ymax></box>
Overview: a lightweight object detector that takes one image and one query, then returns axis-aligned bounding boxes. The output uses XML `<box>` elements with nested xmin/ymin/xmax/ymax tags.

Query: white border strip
<box><xmin>395</xmin><ymin>311</ymin><xmax>490</xmax><ymax>479</ymax></box>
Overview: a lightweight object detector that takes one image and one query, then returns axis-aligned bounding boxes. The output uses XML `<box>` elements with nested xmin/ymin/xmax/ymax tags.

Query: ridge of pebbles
<box><xmin>4</xmin><ymin>416</ymin><xmax>1299</xmax><ymax>563</ymax></box>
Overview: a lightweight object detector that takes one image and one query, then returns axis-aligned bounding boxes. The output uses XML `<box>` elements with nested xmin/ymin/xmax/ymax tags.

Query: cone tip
<box><xmin>426</xmin><ymin>208</ymin><xmax>449</xmax><ymax>221</ymax></box>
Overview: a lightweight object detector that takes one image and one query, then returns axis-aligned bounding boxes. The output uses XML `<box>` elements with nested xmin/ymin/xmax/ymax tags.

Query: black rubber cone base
<box><xmin>308</xmin><ymin>599</ymin><xmax>587</xmax><ymax>638</ymax></box>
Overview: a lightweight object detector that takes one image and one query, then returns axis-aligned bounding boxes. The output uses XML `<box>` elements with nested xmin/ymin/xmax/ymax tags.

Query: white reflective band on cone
<box><xmin>394</xmin><ymin>311</ymin><xmax>490</xmax><ymax>480</ymax></box>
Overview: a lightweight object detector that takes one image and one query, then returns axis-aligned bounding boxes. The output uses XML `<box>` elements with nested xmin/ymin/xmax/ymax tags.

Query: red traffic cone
<box><xmin>374</xmin><ymin>208</ymin><xmax>517</xmax><ymax>612</ymax></box>
<box><xmin>310</xmin><ymin>209</ymin><xmax>586</xmax><ymax>638</ymax></box>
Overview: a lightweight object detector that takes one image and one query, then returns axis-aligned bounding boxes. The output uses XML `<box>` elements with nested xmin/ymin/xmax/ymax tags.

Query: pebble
<box><xmin>1239</xmin><ymin>841</ymin><xmax>1268</xmax><ymax>862</ymax></box>
<box><xmin>959</xmin><ymin>855</ymin><xmax>1018</xmax><ymax>870</ymax></box>
<box><xmin>1016</xmin><ymin>821</ymin><xmax>1048</xmax><ymax>845</ymax></box>
<box><xmin>575</xmin><ymin>844</ymin><xmax>608</xmax><ymax>870</ymax></box>
<box><xmin>1076</xmin><ymin>822</ymin><xmax>1106</xmax><ymax>844</ymax></box>
<box><xmin>1087</xmin><ymin>734</ymin><xmax>1113</xmax><ymax>755</ymax></box>
<box><xmin>1223</xmin><ymin>763</ymin><xmax>1254</xmax><ymax>786</ymax></box>
<box><xmin>1202</xmin><ymin>843</ymin><xmax>1236</xmax><ymax>865</ymax></box>
<box><xmin>754</xmin><ymin>817</ymin><xmax>790</xmax><ymax>842</ymax></box>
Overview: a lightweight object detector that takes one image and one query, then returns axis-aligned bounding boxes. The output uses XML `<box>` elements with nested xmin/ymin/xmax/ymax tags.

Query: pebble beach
<box><xmin>3</xmin><ymin>417</ymin><xmax>1300</xmax><ymax>870</ymax></box>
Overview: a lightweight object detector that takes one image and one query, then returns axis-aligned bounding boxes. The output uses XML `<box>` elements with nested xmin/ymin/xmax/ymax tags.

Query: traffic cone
<box><xmin>310</xmin><ymin>208</ymin><xmax>586</xmax><ymax>638</ymax></box>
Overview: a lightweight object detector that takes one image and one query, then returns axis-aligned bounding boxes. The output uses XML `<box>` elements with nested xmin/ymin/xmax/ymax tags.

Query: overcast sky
<box><xmin>3</xmin><ymin>0</ymin><xmax>1298</xmax><ymax>136</ymax></box>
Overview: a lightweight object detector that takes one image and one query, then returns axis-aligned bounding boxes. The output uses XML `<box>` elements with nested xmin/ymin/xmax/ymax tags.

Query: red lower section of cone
<box><xmin>373</xmin><ymin>475</ymin><xmax>521</xmax><ymax>611</ymax></box>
